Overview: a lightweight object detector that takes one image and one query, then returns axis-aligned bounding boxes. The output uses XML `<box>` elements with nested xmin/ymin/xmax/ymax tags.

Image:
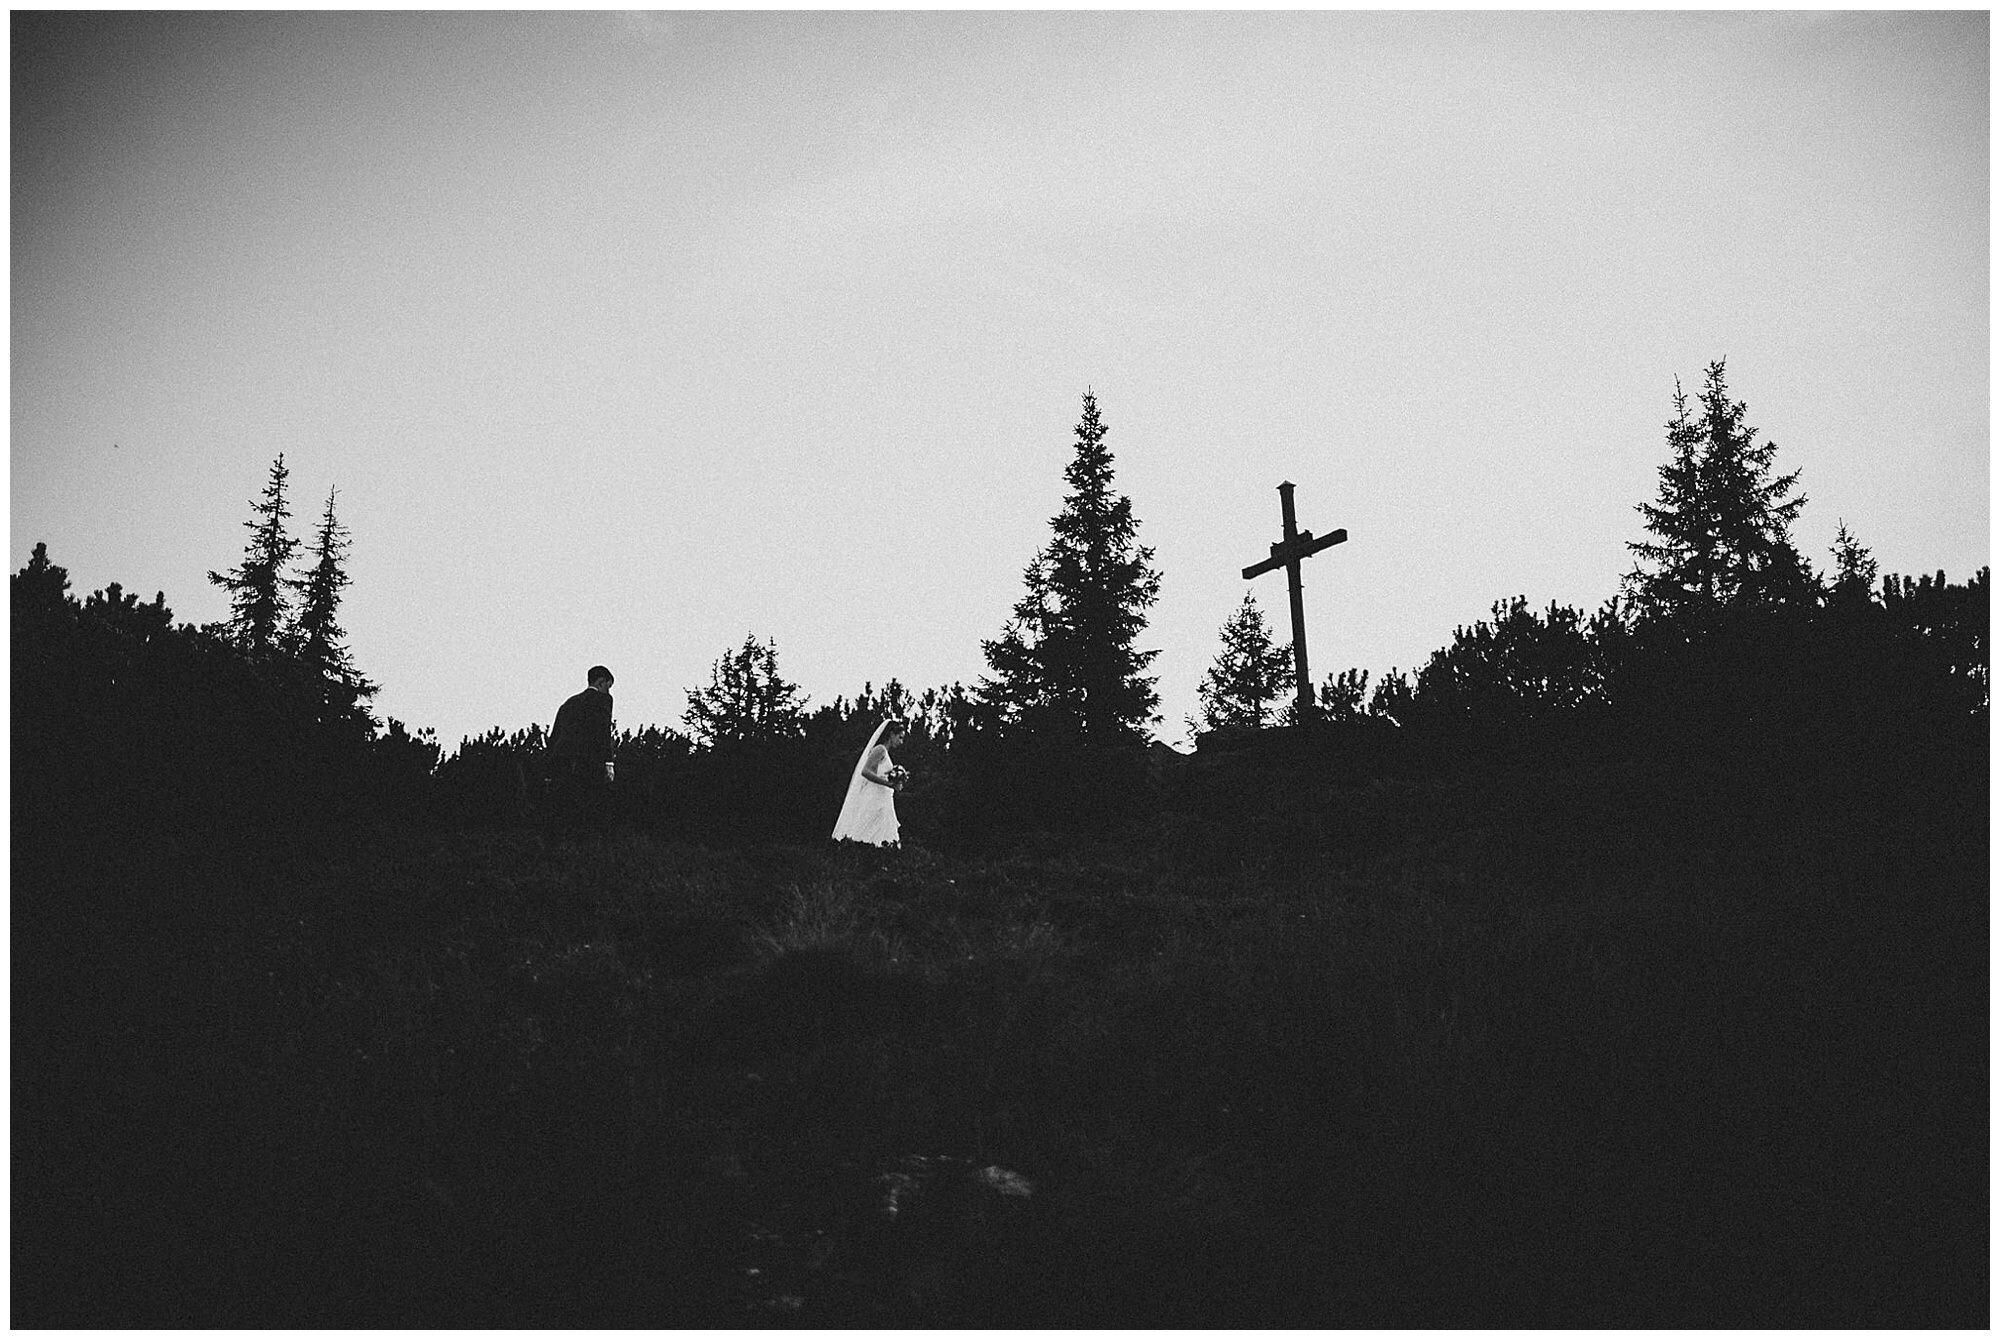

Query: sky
<box><xmin>12</xmin><ymin>9</ymin><xmax>1989</xmax><ymax>751</ymax></box>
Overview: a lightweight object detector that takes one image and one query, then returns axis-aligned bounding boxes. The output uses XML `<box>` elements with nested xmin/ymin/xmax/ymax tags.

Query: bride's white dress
<box><xmin>832</xmin><ymin>742</ymin><xmax>900</xmax><ymax>846</ymax></box>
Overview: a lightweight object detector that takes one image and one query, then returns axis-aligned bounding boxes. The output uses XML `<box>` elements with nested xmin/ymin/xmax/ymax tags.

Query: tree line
<box><xmin>647</xmin><ymin>366</ymin><xmax>1983</xmax><ymax>753</ymax></box>
<box><xmin>13</xmin><ymin>365</ymin><xmax>1986</xmax><ymax>854</ymax></box>
<box><xmin>13</xmin><ymin>455</ymin><xmax>433</xmax><ymax>863</ymax></box>
<box><xmin>1192</xmin><ymin>362</ymin><xmax>1985</xmax><ymax>739</ymax></box>
<box><xmin>413</xmin><ymin>366</ymin><xmax>1989</xmax><ymax>848</ymax></box>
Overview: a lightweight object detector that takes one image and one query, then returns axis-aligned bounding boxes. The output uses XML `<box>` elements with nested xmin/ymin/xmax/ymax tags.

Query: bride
<box><xmin>831</xmin><ymin>718</ymin><xmax>908</xmax><ymax>846</ymax></box>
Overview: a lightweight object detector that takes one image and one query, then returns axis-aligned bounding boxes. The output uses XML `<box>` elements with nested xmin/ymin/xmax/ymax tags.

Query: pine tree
<box><xmin>1828</xmin><ymin>520</ymin><xmax>1880</xmax><ymax>611</ymax></box>
<box><xmin>979</xmin><ymin>391</ymin><xmax>1163</xmax><ymax>743</ymax></box>
<box><xmin>1313</xmin><ymin>667</ymin><xmax>1373</xmax><ymax>725</ymax></box>
<box><xmin>1410</xmin><ymin>596</ymin><xmax>1600</xmax><ymax>727</ymax></box>
<box><xmin>683</xmin><ymin>633</ymin><xmax>808</xmax><ymax>748</ymax></box>
<box><xmin>209</xmin><ymin>454</ymin><xmax>299</xmax><ymax>654</ymax></box>
<box><xmin>14</xmin><ymin>542</ymin><xmax>77</xmax><ymax>691</ymax></box>
<box><xmin>1369</xmin><ymin>668</ymin><xmax>1415</xmax><ymax>727</ymax></box>
<box><xmin>1625</xmin><ymin>362</ymin><xmax>1809</xmax><ymax>625</ymax></box>
<box><xmin>14</xmin><ymin>541</ymin><xmax>73</xmax><ymax>617</ymax></box>
<box><xmin>83</xmin><ymin>581</ymin><xmax>174</xmax><ymax>643</ymax></box>
<box><xmin>1881</xmin><ymin>567</ymin><xmax>1989</xmax><ymax>715</ymax></box>
<box><xmin>1191</xmin><ymin>593</ymin><xmax>1292</xmax><ymax>733</ymax></box>
<box><xmin>288</xmin><ymin>486</ymin><xmax>377</xmax><ymax>716</ymax></box>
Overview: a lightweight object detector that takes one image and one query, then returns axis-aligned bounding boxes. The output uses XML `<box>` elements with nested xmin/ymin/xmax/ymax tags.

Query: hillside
<box><xmin>14</xmin><ymin>720</ymin><xmax>1985</xmax><ymax>1326</ymax></box>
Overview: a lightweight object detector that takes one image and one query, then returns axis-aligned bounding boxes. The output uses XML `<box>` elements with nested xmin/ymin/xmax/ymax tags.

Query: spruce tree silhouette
<box><xmin>1192</xmin><ymin>593</ymin><xmax>1291</xmax><ymax>734</ymax></box>
<box><xmin>683</xmin><ymin>634</ymin><xmax>807</xmax><ymax>748</ymax></box>
<box><xmin>674</xmin><ymin>635</ymin><xmax>824</xmax><ymax>841</ymax></box>
<box><xmin>1624</xmin><ymin>361</ymin><xmax>1810</xmax><ymax>626</ymax></box>
<box><xmin>1826</xmin><ymin>520</ymin><xmax>1880</xmax><ymax>616</ymax></box>
<box><xmin>287</xmin><ymin>485</ymin><xmax>377</xmax><ymax>727</ymax></box>
<box><xmin>979</xmin><ymin>390</ymin><xmax>1163</xmax><ymax>743</ymax></box>
<box><xmin>209</xmin><ymin>454</ymin><xmax>300</xmax><ymax>655</ymax></box>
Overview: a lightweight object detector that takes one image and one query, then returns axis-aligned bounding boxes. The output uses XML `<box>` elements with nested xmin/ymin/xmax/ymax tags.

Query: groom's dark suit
<box><xmin>547</xmin><ymin>685</ymin><xmax>614</xmax><ymax>836</ymax></box>
<box><xmin>549</xmin><ymin>686</ymin><xmax>614</xmax><ymax>769</ymax></box>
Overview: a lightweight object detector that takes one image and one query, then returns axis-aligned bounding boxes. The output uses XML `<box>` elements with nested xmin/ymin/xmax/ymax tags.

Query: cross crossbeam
<box><xmin>1243</xmin><ymin>526</ymin><xmax>1347</xmax><ymax>579</ymax></box>
<box><xmin>1241</xmin><ymin>481</ymin><xmax>1347</xmax><ymax>726</ymax></box>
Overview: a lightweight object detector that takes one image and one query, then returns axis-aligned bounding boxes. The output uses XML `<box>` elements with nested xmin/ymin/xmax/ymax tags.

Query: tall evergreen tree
<box><xmin>979</xmin><ymin>391</ymin><xmax>1163</xmax><ymax>743</ymax></box>
<box><xmin>1191</xmin><ymin>593</ymin><xmax>1292</xmax><ymax>733</ymax></box>
<box><xmin>209</xmin><ymin>454</ymin><xmax>299</xmax><ymax>655</ymax></box>
<box><xmin>1625</xmin><ymin>361</ymin><xmax>1810</xmax><ymax>625</ymax></box>
<box><xmin>288</xmin><ymin>486</ymin><xmax>377</xmax><ymax>717</ymax></box>
<box><xmin>683</xmin><ymin>633</ymin><xmax>808</xmax><ymax>748</ymax></box>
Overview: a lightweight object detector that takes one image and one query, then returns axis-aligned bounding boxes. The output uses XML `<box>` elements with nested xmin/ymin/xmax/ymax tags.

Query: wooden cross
<box><xmin>1241</xmin><ymin>481</ymin><xmax>1348</xmax><ymax>726</ymax></box>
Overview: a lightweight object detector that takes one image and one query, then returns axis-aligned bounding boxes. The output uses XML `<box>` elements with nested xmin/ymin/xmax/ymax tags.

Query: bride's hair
<box><xmin>882</xmin><ymin>718</ymin><xmax>909</xmax><ymax>735</ymax></box>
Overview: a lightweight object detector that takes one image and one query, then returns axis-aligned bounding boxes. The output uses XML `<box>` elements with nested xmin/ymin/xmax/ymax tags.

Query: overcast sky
<box><xmin>12</xmin><ymin>9</ymin><xmax>1988</xmax><ymax>750</ymax></box>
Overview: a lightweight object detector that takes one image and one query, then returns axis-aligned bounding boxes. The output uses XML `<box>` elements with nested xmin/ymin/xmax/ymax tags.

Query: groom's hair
<box><xmin>588</xmin><ymin>665</ymin><xmax>614</xmax><ymax>686</ymax></box>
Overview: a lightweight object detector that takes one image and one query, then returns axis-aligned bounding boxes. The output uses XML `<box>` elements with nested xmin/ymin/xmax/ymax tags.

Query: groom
<box><xmin>546</xmin><ymin>664</ymin><xmax>615</xmax><ymax>837</ymax></box>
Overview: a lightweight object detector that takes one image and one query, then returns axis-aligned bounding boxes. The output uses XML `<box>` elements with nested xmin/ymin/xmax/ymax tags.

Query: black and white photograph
<box><xmin>11</xmin><ymin>7</ymin><xmax>1988</xmax><ymax>1328</ymax></box>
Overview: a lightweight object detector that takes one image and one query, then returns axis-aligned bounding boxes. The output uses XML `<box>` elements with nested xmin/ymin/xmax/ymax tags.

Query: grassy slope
<box><xmin>14</xmin><ymin>745</ymin><xmax>1988</xmax><ymax>1327</ymax></box>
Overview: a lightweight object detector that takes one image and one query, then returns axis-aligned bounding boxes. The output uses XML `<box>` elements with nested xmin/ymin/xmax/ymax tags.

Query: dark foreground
<box><xmin>14</xmin><ymin>752</ymin><xmax>1988</xmax><ymax>1327</ymax></box>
